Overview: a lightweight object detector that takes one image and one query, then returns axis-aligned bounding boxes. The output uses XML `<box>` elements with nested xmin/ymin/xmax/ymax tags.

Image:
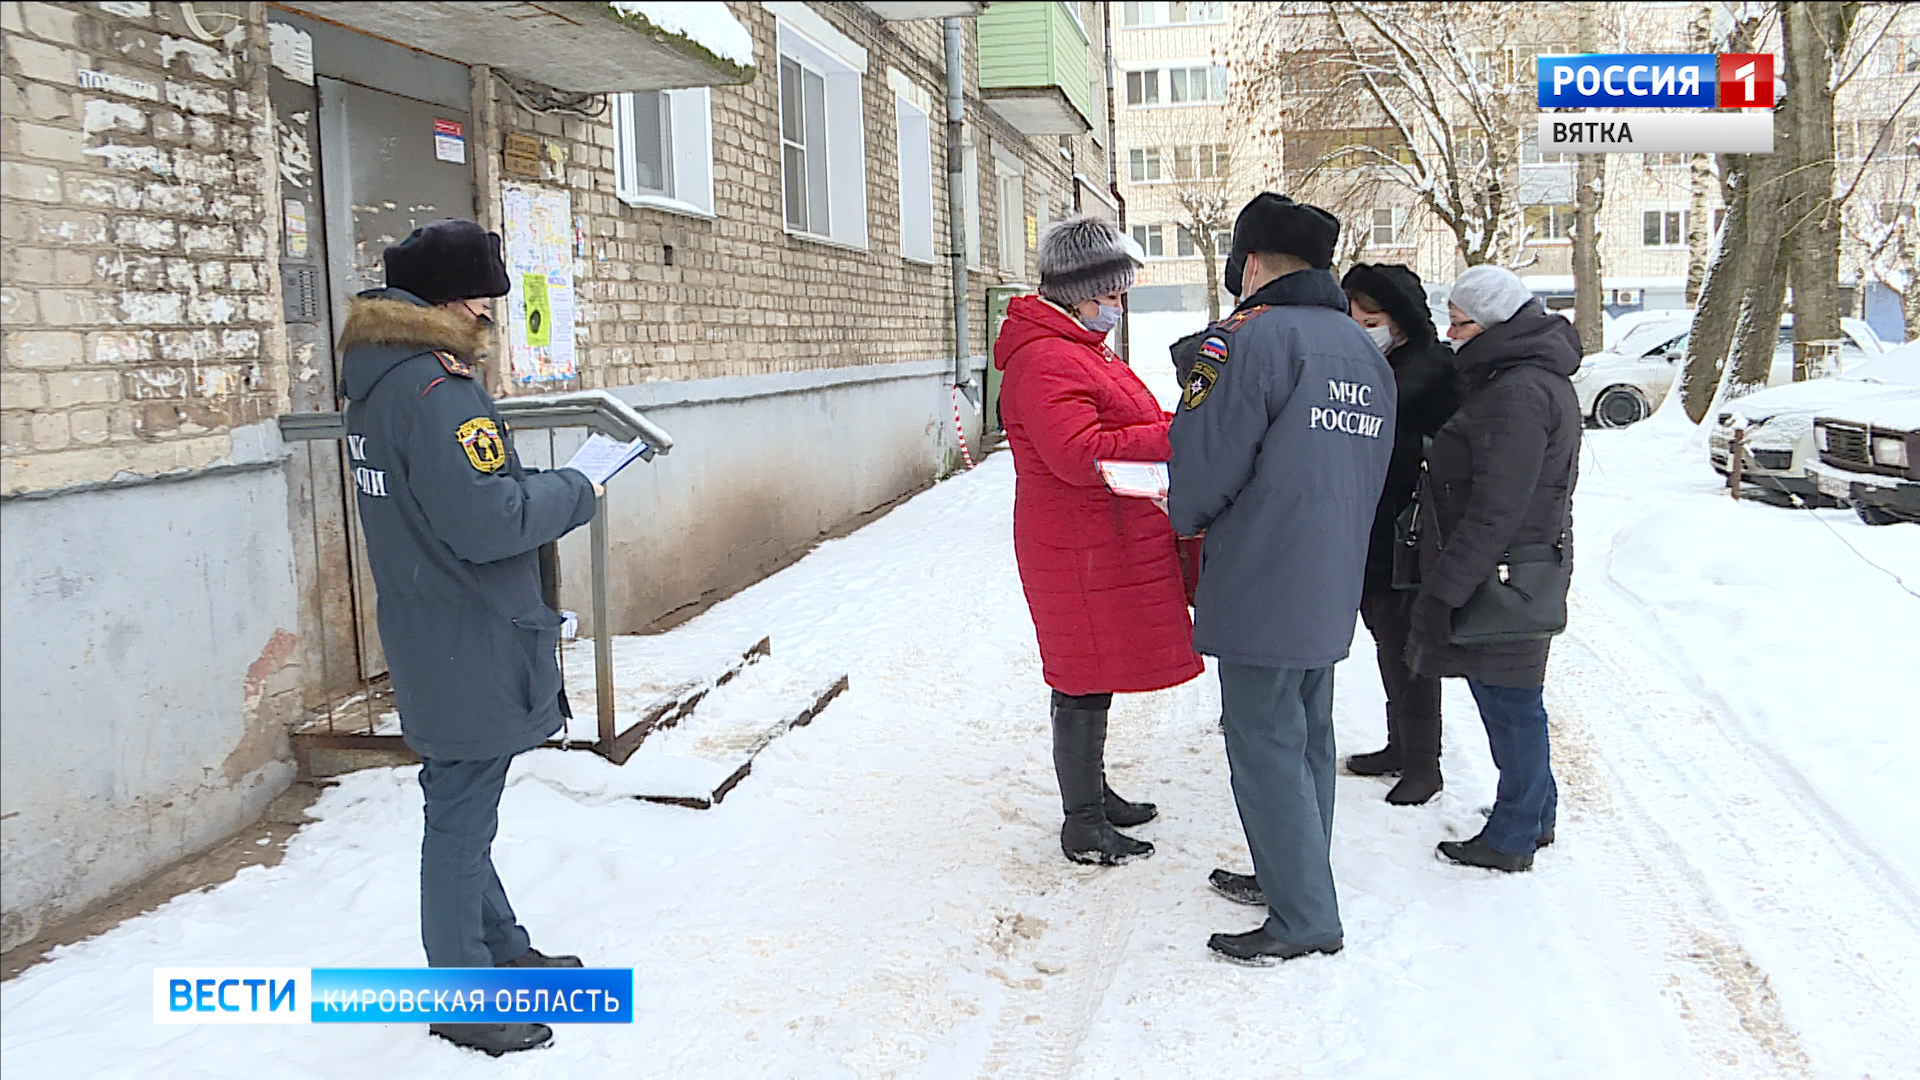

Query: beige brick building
<box><xmin>1</xmin><ymin>0</ymin><xmax>1112</xmax><ymax>954</ymax></box>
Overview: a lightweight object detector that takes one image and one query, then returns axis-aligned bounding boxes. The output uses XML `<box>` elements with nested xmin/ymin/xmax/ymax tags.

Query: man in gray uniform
<box><xmin>339</xmin><ymin>220</ymin><xmax>600</xmax><ymax>1055</ymax></box>
<box><xmin>1168</xmin><ymin>194</ymin><xmax>1395</xmax><ymax>965</ymax></box>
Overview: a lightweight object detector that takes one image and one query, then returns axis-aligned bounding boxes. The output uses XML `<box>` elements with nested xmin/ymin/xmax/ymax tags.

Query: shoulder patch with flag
<box><xmin>455</xmin><ymin>416</ymin><xmax>506</xmax><ymax>474</ymax></box>
<box><xmin>1198</xmin><ymin>335</ymin><xmax>1229</xmax><ymax>364</ymax></box>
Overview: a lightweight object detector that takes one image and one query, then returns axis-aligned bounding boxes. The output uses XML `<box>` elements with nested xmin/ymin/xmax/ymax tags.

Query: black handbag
<box><xmin>1446</xmin><ymin>453</ymin><xmax>1577</xmax><ymax>646</ymax></box>
<box><xmin>1391</xmin><ymin>475</ymin><xmax>1422</xmax><ymax>591</ymax></box>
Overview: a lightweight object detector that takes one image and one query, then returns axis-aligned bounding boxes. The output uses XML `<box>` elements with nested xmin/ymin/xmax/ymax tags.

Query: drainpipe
<box><xmin>944</xmin><ymin>16</ymin><xmax>974</xmax><ymax>400</ymax></box>
<box><xmin>1102</xmin><ymin>2</ymin><xmax>1130</xmax><ymax>362</ymax></box>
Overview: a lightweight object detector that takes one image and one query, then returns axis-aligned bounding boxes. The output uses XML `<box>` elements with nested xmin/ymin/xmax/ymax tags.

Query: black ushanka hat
<box><xmin>382</xmin><ymin>218</ymin><xmax>512</xmax><ymax>304</ymax></box>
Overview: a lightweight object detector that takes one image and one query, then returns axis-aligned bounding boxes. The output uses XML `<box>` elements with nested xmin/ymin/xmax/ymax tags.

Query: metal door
<box><xmin>315</xmin><ymin>75</ymin><xmax>477</xmax><ymax>680</ymax></box>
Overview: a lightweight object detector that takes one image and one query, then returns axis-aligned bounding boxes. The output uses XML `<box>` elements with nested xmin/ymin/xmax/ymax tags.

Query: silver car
<box><xmin>1709</xmin><ymin>343</ymin><xmax>1920</xmax><ymax>504</ymax></box>
<box><xmin>1573</xmin><ymin>315</ymin><xmax>1888</xmax><ymax>428</ymax></box>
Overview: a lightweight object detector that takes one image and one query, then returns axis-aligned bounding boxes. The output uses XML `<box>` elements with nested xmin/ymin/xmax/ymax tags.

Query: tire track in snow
<box><xmin>1551</xmin><ymin>583</ymin><xmax>1920</xmax><ymax>1076</ymax></box>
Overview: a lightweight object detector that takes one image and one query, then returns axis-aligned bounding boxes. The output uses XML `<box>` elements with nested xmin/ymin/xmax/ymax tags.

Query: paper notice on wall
<box><xmin>501</xmin><ymin>182</ymin><xmax>577</xmax><ymax>382</ymax></box>
<box><xmin>433</xmin><ymin>118</ymin><xmax>466</xmax><ymax>164</ymax></box>
<box><xmin>268</xmin><ymin>22</ymin><xmax>314</xmax><ymax>85</ymax></box>
<box><xmin>283</xmin><ymin>199</ymin><xmax>309</xmax><ymax>258</ymax></box>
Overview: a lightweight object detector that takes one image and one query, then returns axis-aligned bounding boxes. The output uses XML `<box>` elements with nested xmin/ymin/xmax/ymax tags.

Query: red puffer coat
<box><xmin>995</xmin><ymin>295</ymin><xmax>1205</xmax><ymax>696</ymax></box>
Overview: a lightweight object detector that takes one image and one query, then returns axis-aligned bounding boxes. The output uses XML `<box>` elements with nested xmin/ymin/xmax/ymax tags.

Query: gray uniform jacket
<box><xmin>340</xmin><ymin>288</ymin><xmax>597</xmax><ymax>761</ymax></box>
<box><xmin>1168</xmin><ymin>269</ymin><xmax>1396</xmax><ymax>670</ymax></box>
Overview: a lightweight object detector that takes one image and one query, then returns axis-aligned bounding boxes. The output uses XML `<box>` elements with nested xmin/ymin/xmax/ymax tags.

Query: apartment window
<box><xmin>1198</xmin><ymin>143</ymin><xmax>1229</xmax><ymax>178</ymax></box>
<box><xmin>1643</xmin><ymin>209</ymin><xmax>1685</xmax><ymax>246</ymax></box>
<box><xmin>1131</xmin><ymin>224</ymin><xmax>1165</xmax><ymax>258</ymax></box>
<box><xmin>1168</xmin><ymin>65</ymin><xmax>1228</xmax><ymax>104</ymax></box>
<box><xmin>996</xmin><ymin>165</ymin><xmax>1025</xmax><ymax>272</ymax></box>
<box><xmin>613</xmin><ymin>89</ymin><xmax>715</xmax><ymax>216</ymax></box>
<box><xmin>1122</xmin><ymin>1</ymin><xmax>1224</xmax><ymax>26</ymax></box>
<box><xmin>1370</xmin><ymin>208</ymin><xmax>1398</xmax><ymax>247</ymax></box>
<box><xmin>1176</xmin><ymin>225</ymin><xmax>1195</xmax><ymax>257</ymax></box>
<box><xmin>1519</xmin><ymin>138</ymin><xmax>1565</xmax><ymax>165</ymax></box>
<box><xmin>1128</xmin><ymin>147</ymin><xmax>1164</xmax><ymax>182</ymax></box>
<box><xmin>1879</xmin><ymin>201</ymin><xmax>1915</xmax><ymax>226</ymax></box>
<box><xmin>895</xmin><ymin>94</ymin><xmax>935</xmax><ymax>263</ymax></box>
<box><xmin>1525</xmin><ymin>204</ymin><xmax>1575</xmax><ymax>241</ymax></box>
<box><xmin>1215</xmin><ymin>229</ymin><xmax>1232</xmax><ymax>254</ymax></box>
<box><xmin>778</xmin><ymin>23</ymin><xmax>868</xmax><ymax>247</ymax></box>
<box><xmin>1641</xmin><ymin>152</ymin><xmax>1687</xmax><ymax>168</ymax></box>
<box><xmin>963</xmin><ymin>138</ymin><xmax>981</xmax><ymax>268</ymax></box>
<box><xmin>1126</xmin><ymin>70</ymin><xmax>1160</xmax><ymax>106</ymax></box>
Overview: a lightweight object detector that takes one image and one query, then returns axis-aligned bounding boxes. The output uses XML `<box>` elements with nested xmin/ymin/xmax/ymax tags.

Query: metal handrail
<box><xmin>276</xmin><ymin>390</ymin><xmax>676</xmax><ymax>761</ymax></box>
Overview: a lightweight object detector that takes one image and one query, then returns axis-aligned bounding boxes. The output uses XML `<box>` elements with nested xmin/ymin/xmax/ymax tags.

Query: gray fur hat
<box><xmin>1037</xmin><ymin>216</ymin><xmax>1135</xmax><ymax>306</ymax></box>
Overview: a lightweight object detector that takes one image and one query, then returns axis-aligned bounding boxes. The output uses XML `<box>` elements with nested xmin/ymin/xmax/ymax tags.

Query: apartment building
<box><xmin>0</xmin><ymin>0</ymin><xmax>1111</xmax><ymax>954</ymax></box>
<box><xmin>1110</xmin><ymin>0</ymin><xmax>1251</xmax><ymax>314</ymax></box>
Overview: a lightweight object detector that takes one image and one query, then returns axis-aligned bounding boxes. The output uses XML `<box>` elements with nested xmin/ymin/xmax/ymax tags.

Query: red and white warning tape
<box><xmin>951</xmin><ymin>385</ymin><xmax>976</xmax><ymax>471</ymax></box>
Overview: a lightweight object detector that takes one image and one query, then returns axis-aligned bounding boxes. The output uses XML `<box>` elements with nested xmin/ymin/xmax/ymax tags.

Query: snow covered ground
<box><xmin>3</xmin><ymin>378</ymin><xmax>1917</xmax><ymax>1078</ymax></box>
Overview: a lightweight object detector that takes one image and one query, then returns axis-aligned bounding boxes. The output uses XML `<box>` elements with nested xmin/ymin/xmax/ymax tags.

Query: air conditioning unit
<box><xmin>1611</xmin><ymin>289</ymin><xmax>1641</xmax><ymax>305</ymax></box>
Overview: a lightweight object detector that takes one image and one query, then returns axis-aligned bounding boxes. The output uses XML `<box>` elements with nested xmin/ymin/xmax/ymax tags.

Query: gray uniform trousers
<box><xmin>419</xmin><ymin>754</ymin><xmax>532</xmax><ymax>967</ymax></box>
<box><xmin>1218</xmin><ymin>661</ymin><xmax>1344</xmax><ymax>946</ymax></box>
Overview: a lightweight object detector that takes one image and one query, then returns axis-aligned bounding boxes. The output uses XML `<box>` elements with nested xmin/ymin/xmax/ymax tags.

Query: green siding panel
<box><xmin>979</xmin><ymin>2</ymin><xmax>1092</xmax><ymax>123</ymax></box>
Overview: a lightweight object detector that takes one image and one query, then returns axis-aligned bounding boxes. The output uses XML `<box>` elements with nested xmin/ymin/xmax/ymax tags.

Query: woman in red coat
<box><xmin>995</xmin><ymin>216</ymin><xmax>1205</xmax><ymax>866</ymax></box>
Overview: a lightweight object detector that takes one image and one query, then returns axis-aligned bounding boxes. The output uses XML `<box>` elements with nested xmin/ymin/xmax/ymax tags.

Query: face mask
<box><xmin>1447</xmin><ymin>336</ymin><xmax>1466</xmax><ymax>352</ymax></box>
<box><xmin>1365</xmin><ymin>324</ymin><xmax>1395</xmax><ymax>351</ymax></box>
<box><xmin>1082</xmin><ymin>303</ymin><xmax>1122</xmax><ymax>335</ymax></box>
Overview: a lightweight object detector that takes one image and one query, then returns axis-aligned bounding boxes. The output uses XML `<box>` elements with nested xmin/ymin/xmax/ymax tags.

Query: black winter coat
<box><xmin>1364</xmin><ymin>338</ymin><xmax>1462</xmax><ymax>592</ymax></box>
<box><xmin>340</xmin><ymin>289</ymin><xmax>597</xmax><ymax>761</ymax></box>
<box><xmin>1407</xmin><ymin>301</ymin><xmax>1583</xmax><ymax>688</ymax></box>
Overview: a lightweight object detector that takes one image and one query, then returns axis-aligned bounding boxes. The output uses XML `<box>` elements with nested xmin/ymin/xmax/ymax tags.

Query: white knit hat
<box><xmin>1037</xmin><ymin>216</ymin><xmax>1136</xmax><ymax>305</ymax></box>
<box><xmin>1449</xmin><ymin>265</ymin><xmax>1534</xmax><ymax>327</ymax></box>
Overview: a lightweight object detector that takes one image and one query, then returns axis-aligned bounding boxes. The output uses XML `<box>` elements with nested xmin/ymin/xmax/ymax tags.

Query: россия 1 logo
<box><xmin>1535</xmin><ymin>52</ymin><xmax>1775</xmax><ymax>155</ymax></box>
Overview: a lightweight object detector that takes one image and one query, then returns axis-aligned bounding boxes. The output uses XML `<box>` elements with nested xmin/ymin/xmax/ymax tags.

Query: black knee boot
<box><xmin>1050</xmin><ymin>694</ymin><xmax>1153</xmax><ymax>866</ymax></box>
<box><xmin>1386</xmin><ymin>690</ymin><xmax>1443</xmax><ymax>806</ymax></box>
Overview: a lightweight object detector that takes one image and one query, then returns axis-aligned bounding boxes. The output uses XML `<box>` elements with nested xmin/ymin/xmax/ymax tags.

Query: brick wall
<box><xmin>1</xmin><ymin>1</ymin><xmax>283</xmax><ymax>497</ymax></box>
<box><xmin>482</xmin><ymin>2</ymin><xmax>1097</xmax><ymax>395</ymax></box>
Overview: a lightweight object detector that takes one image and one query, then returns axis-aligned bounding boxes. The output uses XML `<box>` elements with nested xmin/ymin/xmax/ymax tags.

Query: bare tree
<box><xmin>1572</xmin><ymin>1</ymin><xmax>1606</xmax><ymax>353</ymax></box>
<box><xmin>1684</xmin><ymin>3</ymin><xmax>1718</xmax><ymax>305</ymax></box>
<box><xmin>1235</xmin><ymin>3</ymin><xmax>1566</xmax><ymax>269</ymax></box>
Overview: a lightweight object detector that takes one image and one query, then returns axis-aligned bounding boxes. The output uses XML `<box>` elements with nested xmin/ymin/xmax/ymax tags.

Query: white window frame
<box><xmin>1128</xmin><ymin>147</ymin><xmax>1164</xmax><ymax>182</ymax></box>
<box><xmin>776</xmin><ymin>17</ymin><xmax>869</xmax><ymax>249</ymax></box>
<box><xmin>994</xmin><ymin>150</ymin><xmax>1025</xmax><ymax>274</ymax></box>
<box><xmin>892</xmin><ymin>74</ymin><xmax>935</xmax><ymax>264</ymax></box>
<box><xmin>1122</xmin><ymin>1</ymin><xmax>1226</xmax><ymax>27</ymax></box>
<box><xmin>1369</xmin><ymin>208</ymin><xmax>1407</xmax><ymax>247</ymax></box>
<box><xmin>613</xmin><ymin>89</ymin><xmax>715</xmax><ymax>219</ymax></box>
<box><xmin>1642</xmin><ymin>208</ymin><xmax>1687</xmax><ymax>247</ymax></box>
<box><xmin>1126</xmin><ymin>64</ymin><xmax>1227</xmax><ymax>108</ymax></box>
<box><xmin>1131</xmin><ymin>223</ymin><xmax>1166</xmax><ymax>259</ymax></box>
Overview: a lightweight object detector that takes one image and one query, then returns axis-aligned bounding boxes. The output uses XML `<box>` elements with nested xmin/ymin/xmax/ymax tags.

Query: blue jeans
<box><xmin>418</xmin><ymin>754</ymin><xmax>533</xmax><ymax>968</ymax></box>
<box><xmin>1218</xmin><ymin>662</ymin><xmax>1343</xmax><ymax>946</ymax></box>
<box><xmin>1467</xmin><ymin>680</ymin><xmax>1558</xmax><ymax>856</ymax></box>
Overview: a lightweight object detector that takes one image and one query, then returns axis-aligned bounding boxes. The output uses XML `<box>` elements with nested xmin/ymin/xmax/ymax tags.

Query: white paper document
<box><xmin>1098</xmin><ymin>460</ymin><xmax>1170</xmax><ymax>499</ymax></box>
<box><xmin>562</xmin><ymin>433</ymin><xmax>651</xmax><ymax>487</ymax></box>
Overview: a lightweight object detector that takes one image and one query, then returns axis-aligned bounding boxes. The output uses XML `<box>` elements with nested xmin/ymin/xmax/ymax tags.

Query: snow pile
<box><xmin>607</xmin><ymin>2</ymin><xmax>754</xmax><ymax>69</ymax></box>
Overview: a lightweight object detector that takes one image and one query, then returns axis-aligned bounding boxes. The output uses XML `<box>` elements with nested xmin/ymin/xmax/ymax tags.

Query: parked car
<box><xmin>1709</xmin><ymin>343</ymin><xmax>1920</xmax><ymax>504</ymax></box>
<box><xmin>1807</xmin><ymin>398</ymin><xmax>1920</xmax><ymax>525</ymax></box>
<box><xmin>1573</xmin><ymin>315</ymin><xmax>1888</xmax><ymax>428</ymax></box>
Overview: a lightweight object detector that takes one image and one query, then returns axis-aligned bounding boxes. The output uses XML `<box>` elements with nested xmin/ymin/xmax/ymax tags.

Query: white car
<box><xmin>1807</xmin><ymin>395</ymin><xmax>1920</xmax><ymax>525</ymax></box>
<box><xmin>1573</xmin><ymin>315</ymin><xmax>1888</xmax><ymax>428</ymax></box>
<box><xmin>1708</xmin><ymin>343</ymin><xmax>1920</xmax><ymax>504</ymax></box>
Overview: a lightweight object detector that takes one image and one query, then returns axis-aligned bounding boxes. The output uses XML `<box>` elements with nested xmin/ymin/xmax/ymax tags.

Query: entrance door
<box><xmin>315</xmin><ymin>75</ymin><xmax>477</xmax><ymax>680</ymax></box>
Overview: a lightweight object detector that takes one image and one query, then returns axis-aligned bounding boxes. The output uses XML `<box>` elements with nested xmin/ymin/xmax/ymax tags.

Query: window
<box><xmin>1641</xmin><ymin>152</ymin><xmax>1687</xmax><ymax>168</ymax></box>
<box><xmin>1126</xmin><ymin>70</ymin><xmax>1160</xmax><ymax>106</ymax></box>
<box><xmin>1525</xmin><ymin>204</ymin><xmax>1575</xmax><ymax>241</ymax></box>
<box><xmin>1167</xmin><ymin>65</ymin><xmax>1228</xmax><ymax>104</ymax></box>
<box><xmin>1122</xmin><ymin>1</ymin><xmax>1224</xmax><ymax>26</ymax></box>
<box><xmin>1176</xmin><ymin>225</ymin><xmax>1196</xmax><ymax>257</ymax></box>
<box><xmin>1198</xmin><ymin>143</ymin><xmax>1229</xmax><ymax>178</ymax></box>
<box><xmin>613</xmin><ymin>89</ymin><xmax>715</xmax><ymax>216</ymax></box>
<box><xmin>996</xmin><ymin>166</ymin><xmax>1025</xmax><ymax>272</ymax></box>
<box><xmin>1879</xmin><ymin>202</ymin><xmax>1915</xmax><ymax>226</ymax></box>
<box><xmin>1128</xmin><ymin>147</ymin><xmax>1164</xmax><ymax>182</ymax></box>
<box><xmin>895</xmin><ymin>93</ymin><xmax>934</xmax><ymax>263</ymax></box>
<box><xmin>1370</xmin><ymin>208</ymin><xmax>1397</xmax><ymax>247</ymax></box>
<box><xmin>778</xmin><ymin>21</ymin><xmax>868</xmax><ymax>247</ymax></box>
<box><xmin>1520</xmin><ymin>139</ymin><xmax>1566</xmax><ymax>165</ymax></box>
<box><xmin>1214</xmin><ymin>229</ymin><xmax>1232</xmax><ymax>254</ymax></box>
<box><xmin>963</xmin><ymin>138</ymin><xmax>981</xmax><ymax>268</ymax></box>
<box><xmin>1131</xmin><ymin>224</ymin><xmax>1165</xmax><ymax>258</ymax></box>
<box><xmin>1642</xmin><ymin>209</ymin><xmax>1685</xmax><ymax>246</ymax></box>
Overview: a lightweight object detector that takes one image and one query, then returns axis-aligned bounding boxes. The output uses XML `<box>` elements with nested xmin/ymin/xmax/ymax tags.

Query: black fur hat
<box><xmin>382</xmin><ymin>219</ymin><xmax>512</xmax><ymax>304</ymax></box>
<box><xmin>1342</xmin><ymin>262</ymin><xmax>1437</xmax><ymax>347</ymax></box>
<box><xmin>1230</xmin><ymin>193</ymin><xmax>1339</xmax><ymax>271</ymax></box>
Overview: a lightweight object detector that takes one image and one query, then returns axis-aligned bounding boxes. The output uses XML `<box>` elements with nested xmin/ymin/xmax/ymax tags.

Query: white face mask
<box><xmin>1365</xmin><ymin>324</ymin><xmax>1395</xmax><ymax>351</ymax></box>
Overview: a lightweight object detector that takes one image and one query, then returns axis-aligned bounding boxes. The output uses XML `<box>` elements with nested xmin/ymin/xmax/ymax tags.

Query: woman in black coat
<box><xmin>1339</xmin><ymin>264</ymin><xmax>1462</xmax><ymax>806</ymax></box>
<box><xmin>1407</xmin><ymin>265</ymin><xmax>1583</xmax><ymax>872</ymax></box>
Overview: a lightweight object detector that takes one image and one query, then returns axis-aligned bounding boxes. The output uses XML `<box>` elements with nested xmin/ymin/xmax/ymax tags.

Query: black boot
<box><xmin>1207</xmin><ymin>869</ymin><xmax>1265</xmax><ymax>907</ymax></box>
<box><xmin>1103</xmin><ymin>781</ymin><xmax>1158</xmax><ymax>828</ymax></box>
<box><xmin>498</xmin><ymin>946</ymin><xmax>583</xmax><ymax>968</ymax></box>
<box><xmin>1207</xmin><ymin>928</ymin><xmax>1343</xmax><ymax>966</ymax></box>
<box><xmin>1436</xmin><ymin>835</ymin><xmax>1533</xmax><ymax>873</ymax></box>
<box><xmin>430</xmin><ymin>1022</ymin><xmax>553</xmax><ymax>1056</ymax></box>
<box><xmin>1052</xmin><ymin>699</ymin><xmax>1153</xmax><ymax>866</ymax></box>
<box><xmin>1344</xmin><ymin>746</ymin><xmax>1402</xmax><ymax>777</ymax></box>
<box><xmin>1385</xmin><ymin>694</ymin><xmax>1442</xmax><ymax>805</ymax></box>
